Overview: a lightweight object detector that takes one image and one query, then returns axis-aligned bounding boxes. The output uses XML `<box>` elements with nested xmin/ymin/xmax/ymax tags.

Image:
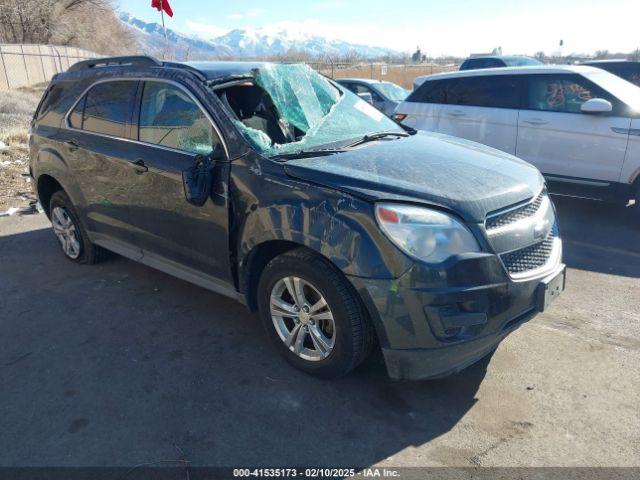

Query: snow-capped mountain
<box><xmin>120</xmin><ymin>13</ymin><xmax>400</xmax><ymax>60</ymax></box>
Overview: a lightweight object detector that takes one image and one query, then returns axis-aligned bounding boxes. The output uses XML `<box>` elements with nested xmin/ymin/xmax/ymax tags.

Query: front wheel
<box><xmin>257</xmin><ymin>248</ymin><xmax>375</xmax><ymax>378</ymax></box>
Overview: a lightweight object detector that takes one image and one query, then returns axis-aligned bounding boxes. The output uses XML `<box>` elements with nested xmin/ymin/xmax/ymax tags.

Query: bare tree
<box><xmin>0</xmin><ymin>0</ymin><xmax>137</xmax><ymax>54</ymax></box>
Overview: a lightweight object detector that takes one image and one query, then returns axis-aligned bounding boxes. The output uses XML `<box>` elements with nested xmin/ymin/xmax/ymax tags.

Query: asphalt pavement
<box><xmin>0</xmin><ymin>196</ymin><xmax>638</xmax><ymax>468</ymax></box>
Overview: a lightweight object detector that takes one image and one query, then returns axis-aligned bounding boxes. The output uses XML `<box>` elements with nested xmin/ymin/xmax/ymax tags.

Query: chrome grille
<box><xmin>485</xmin><ymin>189</ymin><xmax>561</xmax><ymax>278</ymax></box>
<box><xmin>500</xmin><ymin>229</ymin><xmax>558</xmax><ymax>275</ymax></box>
<box><xmin>486</xmin><ymin>190</ymin><xmax>545</xmax><ymax>230</ymax></box>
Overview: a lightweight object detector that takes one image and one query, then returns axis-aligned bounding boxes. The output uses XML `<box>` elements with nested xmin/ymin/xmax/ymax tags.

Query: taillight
<box><xmin>393</xmin><ymin>113</ymin><xmax>407</xmax><ymax>122</ymax></box>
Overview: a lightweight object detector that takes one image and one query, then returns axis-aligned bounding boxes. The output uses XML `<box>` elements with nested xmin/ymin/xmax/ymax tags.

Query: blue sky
<box><xmin>116</xmin><ymin>0</ymin><xmax>640</xmax><ymax>56</ymax></box>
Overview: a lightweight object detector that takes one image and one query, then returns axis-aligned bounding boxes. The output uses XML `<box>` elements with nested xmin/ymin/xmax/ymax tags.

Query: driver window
<box><xmin>139</xmin><ymin>81</ymin><xmax>219</xmax><ymax>155</ymax></box>
<box><xmin>351</xmin><ymin>83</ymin><xmax>382</xmax><ymax>102</ymax></box>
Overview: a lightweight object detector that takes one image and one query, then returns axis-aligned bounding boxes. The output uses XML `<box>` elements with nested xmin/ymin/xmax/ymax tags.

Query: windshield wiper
<box><xmin>270</xmin><ymin>131</ymin><xmax>410</xmax><ymax>161</ymax></box>
<box><xmin>346</xmin><ymin>131</ymin><xmax>410</xmax><ymax>148</ymax></box>
<box><xmin>270</xmin><ymin>148</ymin><xmax>349</xmax><ymax>161</ymax></box>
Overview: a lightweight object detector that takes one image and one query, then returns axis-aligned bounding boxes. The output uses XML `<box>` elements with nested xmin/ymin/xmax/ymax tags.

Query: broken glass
<box><xmin>228</xmin><ymin>64</ymin><xmax>403</xmax><ymax>157</ymax></box>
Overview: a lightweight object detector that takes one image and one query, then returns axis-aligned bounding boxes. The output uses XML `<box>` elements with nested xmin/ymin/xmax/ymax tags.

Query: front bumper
<box><xmin>349</xmin><ymin>253</ymin><xmax>565</xmax><ymax>381</ymax></box>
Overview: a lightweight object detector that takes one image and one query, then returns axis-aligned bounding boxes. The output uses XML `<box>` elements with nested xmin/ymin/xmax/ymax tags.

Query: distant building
<box><xmin>412</xmin><ymin>46</ymin><xmax>425</xmax><ymax>63</ymax></box>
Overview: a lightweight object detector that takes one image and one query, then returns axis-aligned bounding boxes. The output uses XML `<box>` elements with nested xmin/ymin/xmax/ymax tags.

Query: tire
<box><xmin>257</xmin><ymin>248</ymin><xmax>375</xmax><ymax>379</ymax></box>
<box><xmin>49</xmin><ymin>190</ymin><xmax>102</xmax><ymax>265</ymax></box>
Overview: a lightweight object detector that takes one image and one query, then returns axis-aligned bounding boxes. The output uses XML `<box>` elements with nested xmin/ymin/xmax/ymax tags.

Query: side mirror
<box><xmin>182</xmin><ymin>150</ymin><xmax>217</xmax><ymax>207</ymax></box>
<box><xmin>581</xmin><ymin>98</ymin><xmax>613</xmax><ymax>114</ymax></box>
<box><xmin>210</xmin><ymin>142</ymin><xmax>225</xmax><ymax>161</ymax></box>
<box><xmin>357</xmin><ymin>92</ymin><xmax>374</xmax><ymax>105</ymax></box>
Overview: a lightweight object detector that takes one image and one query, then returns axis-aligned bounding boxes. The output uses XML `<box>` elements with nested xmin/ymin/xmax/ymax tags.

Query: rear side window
<box><xmin>34</xmin><ymin>84</ymin><xmax>63</xmax><ymax>122</ymax></box>
<box><xmin>526</xmin><ymin>74</ymin><xmax>616</xmax><ymax>114</ymax></box>
<box><xmin>483</xmin><ymin>59</ymin><xmax>505</xmax><ymax>68</ymax></box>
<box><xmin>68</xmin><ymin>96</ymin><xmax>85</xmax><ymax>129</ymax></box>
<box><xmin>138</xmin><ymin>81</ymin><xmax>218</xmax><ymax>155</ymax></box>
<box><xmin>460</xmin><ymin>58</ymin><xmax>504</xmax><ymax>70</ymax></box>
<box><xmin>406</xmin><ymin>79</ymin><xmax>448</xmax><ymax>104</ymax></box>
<box><xmin>447</xmin><ymin>76</ymin><xmax>521</xmax><ymax>109</ymax></box>
<box><xmin>460</xmin><ymin>59</ymin><xmax>479</xmax><ymax>70</ymax></box>
<box><xmin>69</xmin><ymin>81</ymin><xmax>137</xmax><ymax>137</ymax></box>
<box><xmin>407</xmin><ymin>76</ymin><xmax>521</xmax><ymax>109</ymax></box>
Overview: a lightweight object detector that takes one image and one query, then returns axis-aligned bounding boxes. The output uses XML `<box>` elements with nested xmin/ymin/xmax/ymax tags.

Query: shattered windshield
<box><xmin>216</xmin><ymin>64</ymin><xmax>403</xmax><ymax>157</ymax></box>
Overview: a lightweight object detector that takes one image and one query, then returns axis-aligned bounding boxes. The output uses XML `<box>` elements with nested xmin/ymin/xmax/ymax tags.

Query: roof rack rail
<box><xmin>162</xmin><ymin>61</ymin><xmax>207</xmax><ymax>81</ymax></box>
<box><xmin>68</xmin><ymin>56</ymin><xmax>162</xmax><ymax>73</ymax></box>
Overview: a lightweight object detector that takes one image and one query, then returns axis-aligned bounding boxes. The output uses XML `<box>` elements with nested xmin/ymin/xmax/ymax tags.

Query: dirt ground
<box><xmin>0</xmin><ymin>84</ymin><xmax>44</xmax><ymax>212</ymax></box>
<box><xmin>0</xmin><ymin>195</ymin><xmax>638</xmax><ymax>469</ymax></box>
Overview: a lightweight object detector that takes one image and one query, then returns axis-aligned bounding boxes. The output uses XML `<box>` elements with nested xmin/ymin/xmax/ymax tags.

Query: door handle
<box><xmin>131</xmin><ymin>159</ymin><xmax>148</xmax><ymax>174</ymax></box>
<box><xmin>523</xmin><ymin>118</ymin><xmax>548</xmax><ymax>126</ymax></box>
<box><xmin>65</xmin><ymin>140</ymin><xmax>79</xmax><ymax>151</ymax></box>
<box><xmin>447</xmin><ymin>110</ymin><xmax>467</xmax><ymax>117</ymax></box>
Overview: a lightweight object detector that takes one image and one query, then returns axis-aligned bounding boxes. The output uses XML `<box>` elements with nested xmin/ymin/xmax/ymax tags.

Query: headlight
<box><xmin>375</xmin><ymin>203</ymin><xmax>480</xmax><ymax>263</ymax></box>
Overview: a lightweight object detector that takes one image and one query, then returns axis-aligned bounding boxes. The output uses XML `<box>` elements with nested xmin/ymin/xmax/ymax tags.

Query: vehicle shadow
<box><xmin>0</xmin><ymin>224</ymin><xmax>489</xmax><ymax>468</ymax></box>
<box><xmin>552</xmin><ymin>195</ymin><xmax>640</xmax><ymax>278</ymax></box>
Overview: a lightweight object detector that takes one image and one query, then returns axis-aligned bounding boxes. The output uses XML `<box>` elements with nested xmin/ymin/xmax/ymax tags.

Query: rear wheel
<box><xmin>257</xmin><ymin>248</ymin><xmax>375</xmax><ymax>378</ymax></box>
<box><xmin>49</xmin><ymin>191</ymin><xmax>102</xmax><ymax>264</ymax></box>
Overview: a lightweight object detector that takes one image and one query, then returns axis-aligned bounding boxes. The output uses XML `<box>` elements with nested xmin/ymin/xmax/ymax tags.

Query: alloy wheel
<box><xmin>51</xmin><ymin>206</ymin><xmax>81</xmax><ymax>259</ymax></box>
<box><xmin>270</xmin><ymin>276</ymin><xmax>336</xmax><ymax>361</ymax></box>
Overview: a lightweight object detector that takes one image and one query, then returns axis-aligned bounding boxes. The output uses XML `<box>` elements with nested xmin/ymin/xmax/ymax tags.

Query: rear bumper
<box><xmin>349</xmin><ymin>254</ymin><xmax>565</xmax><ymax>381</ymax></box>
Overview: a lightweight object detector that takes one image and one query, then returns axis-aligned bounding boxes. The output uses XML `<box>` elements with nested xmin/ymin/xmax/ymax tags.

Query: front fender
<box><xmin>232</xmin><ymin>155</ymin><xmax>412</xmax><ymax>285</ymax></box>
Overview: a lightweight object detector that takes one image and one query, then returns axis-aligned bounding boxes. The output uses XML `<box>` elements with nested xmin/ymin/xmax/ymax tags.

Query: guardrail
<box><xmin>0</xmin><ymin>44</ymin><xmax>98</xmax><ymax>90</ymax></box>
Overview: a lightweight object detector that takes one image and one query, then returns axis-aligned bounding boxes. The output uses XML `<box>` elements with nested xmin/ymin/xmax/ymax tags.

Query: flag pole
<box><xmin>160</xmin><ymin>0</ymin><xmax>168</xmax><ymax>59</ymax></box>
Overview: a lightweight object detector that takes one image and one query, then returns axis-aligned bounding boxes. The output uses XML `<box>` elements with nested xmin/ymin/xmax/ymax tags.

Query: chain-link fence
<box><xmin>0</xmin><ymin>48</ymin><xmax>456</xmax><ymax>91</ymax></box>
<box><xmin>307</xmin><ymin>62</ymin><xmax>457</xmax><ymax>89</ymax></box>
<box><xmin>0</xmin><ymin>44</ymin><xmax>97</xmax><ymax>91</ymax></box>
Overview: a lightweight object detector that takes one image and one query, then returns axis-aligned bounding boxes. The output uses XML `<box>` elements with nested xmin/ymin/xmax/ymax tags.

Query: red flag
<box><xmin>151</xmin><ymin>0</ymin><xmax>173</xmax><ymax>17</ymax></box>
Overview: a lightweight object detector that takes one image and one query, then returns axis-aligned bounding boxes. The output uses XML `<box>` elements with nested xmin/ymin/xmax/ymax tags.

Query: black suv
<box><xmin>29</xmin><ymin>56</ymin><xmax>565</xmax><ymax>380</ymax></box>
<box><xmin>581</xmin><ymin>60</ymin><xmax>640</xmax><ymax>87</ymax></box>
<box><xmin>459</xmin><ymin>55</ymin><xmax>542</xmax><ymax>70</ymax></box>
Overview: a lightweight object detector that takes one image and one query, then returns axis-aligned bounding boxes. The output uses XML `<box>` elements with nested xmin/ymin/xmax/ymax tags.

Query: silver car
<box><xmin>337</xmin><ymin>78</ymin><xmax>409</xmax><ymax>116</ymax></box>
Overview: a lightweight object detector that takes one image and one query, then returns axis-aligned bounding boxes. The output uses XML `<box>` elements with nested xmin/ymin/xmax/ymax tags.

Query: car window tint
<box><xmin>526</xmin><ymin>74</ymin><xmax>614</xmax><ymax>113</ymax></box>
<box><xmin>68</xmin><ymin>95</ymin><xmax>85</xmax><ymax>129</ymax></box>
<box><xmin>342</xmin><ymin>83</ymin><xmax>358</xmax><ymax>94</ymax></box>
<box><xmin>342</xmin><ymin>83</ymin><xmax>383</xmax><ymax>102</ymax></box>
<box><xmin>139</xmin><ymin>82</ymin><xmax>218</xmax><ymax>155</ymax></box>
<box><xmin>368</xmin><ymin>88</ymin><xmax>384</xmax><ymax>102</ymax></box>
<box><xmin>607</xmin><ymin>65</ymin><xmax>640</xmax><ymax>86</ymax></box>
<box><xmin>406</xmin><ymin>79</ymin><xmax>448</xmax><ymax>104</ymax></box>
<box><xmin>82</xmin><ymin>81</ymin><xmax>137</xmax><ymax>137</ymax></box>
<box><xmin>461</xmin><ymin>59</ymin><xmax>479</xmax><ymax>70</ymax></box>
<box><xmin>446</xmin><ymin>75</ymin><xmax>521</xmax><ymax>108</ymax></box>
<box><xmin>483</xmin><ymin>59</ymin><xmax>504</xmax><ymax>68</ymax></box>
<box><xmin>35</xmin><ymin>84</ymin><xmax>63</xmax><ymax>121</ymax></box>
<box><xmin>353</xmin><ymin>83</ymin><xmax>372</xmax><ymax>95</ymax></box>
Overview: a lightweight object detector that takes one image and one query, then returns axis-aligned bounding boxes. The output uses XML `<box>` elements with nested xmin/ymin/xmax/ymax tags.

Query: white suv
<box><xmin>396</xmin><ymin>66</ymin><xmax>640</xmax><ymax>204</ymax></box>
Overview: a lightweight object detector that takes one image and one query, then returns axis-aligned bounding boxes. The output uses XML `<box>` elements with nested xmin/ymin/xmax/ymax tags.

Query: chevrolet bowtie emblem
<box><xmin>533</xmin><ymin>218</ymin><xmax>549</xmax><ymax>240</ymax></box>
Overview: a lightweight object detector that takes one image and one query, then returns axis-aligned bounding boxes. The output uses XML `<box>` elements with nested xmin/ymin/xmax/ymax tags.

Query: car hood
<box><xmin>283</xmin><ymin>132</ymin><xmax>545</xmax><ymax>223</ymax></box>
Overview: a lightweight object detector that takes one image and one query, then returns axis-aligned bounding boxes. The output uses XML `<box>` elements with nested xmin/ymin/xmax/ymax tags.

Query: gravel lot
<box><xmin>0</xmin><ymin>195</ymin><xmax>638</xmax><ymax>468</ymax></box>
<box><xmin>0</xmin><ymin>84</ymin><xmax>43</xmax><ymax>213</ymax></box>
